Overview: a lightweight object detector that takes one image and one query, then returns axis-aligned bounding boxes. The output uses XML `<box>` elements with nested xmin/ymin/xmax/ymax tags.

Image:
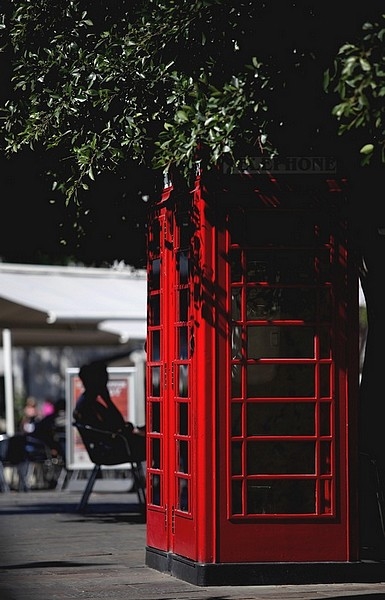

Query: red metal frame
<box><xmin>146</xmin><ymin>176</ymin><xmax>359</xmax><ymax>564</ymax></box>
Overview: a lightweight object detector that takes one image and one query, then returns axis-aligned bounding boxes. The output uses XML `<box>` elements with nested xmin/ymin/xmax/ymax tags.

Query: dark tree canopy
<box><xmin>1</xmin><ymin>1</ymin><xmax>385</xmax><ymax>266</ymax></box>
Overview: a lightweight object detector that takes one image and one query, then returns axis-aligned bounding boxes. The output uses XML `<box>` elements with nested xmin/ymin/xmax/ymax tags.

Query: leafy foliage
<box><xmin>1</xmin><ymin>1</ymin><xmax>385</xmax><ymax>211</ymax></box>
<box><xmin>325</xmin><ymin>14</ymin><xmax>385</xmax><ymax>165</ymax></box>
<box><xmin>0</xmin><ymin>0</ymin><xmax>274</xmax><ymax>202</ymax></box>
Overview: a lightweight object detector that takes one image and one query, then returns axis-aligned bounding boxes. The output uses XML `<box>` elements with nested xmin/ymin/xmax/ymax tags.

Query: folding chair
<box><xmin>73</xmin><ymin>421</ymin><xmax>146</xmax><ymax>513</ymax></box>
<box><xmin>24</xmin><ymin>435</ymin><xmax>60</xmax><ymax>490</ymax></box>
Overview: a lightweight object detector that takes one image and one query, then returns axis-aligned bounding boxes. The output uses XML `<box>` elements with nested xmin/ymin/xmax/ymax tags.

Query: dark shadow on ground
<box><xmin>0</xmin><ymin>501</ymin><xmax>144</xmax><ymax>518</ymax></box>
<box><xmin>0</xmin><ymin>560</ymin><xmax>110</xmax><ymax>570</ymax></box>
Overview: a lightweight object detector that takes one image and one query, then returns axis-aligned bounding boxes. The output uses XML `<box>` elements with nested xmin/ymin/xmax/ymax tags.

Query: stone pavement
<box><xmin>1</xmin><ymin>487</ymin><xmax>385</xmax><ymax>600</ymax></box>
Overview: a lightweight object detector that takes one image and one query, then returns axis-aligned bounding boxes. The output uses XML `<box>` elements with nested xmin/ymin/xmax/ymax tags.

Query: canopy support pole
<box><xmin>3</xmin><ymin>329</ymin><xmax>15</xmax><ymax>435</ymax></box>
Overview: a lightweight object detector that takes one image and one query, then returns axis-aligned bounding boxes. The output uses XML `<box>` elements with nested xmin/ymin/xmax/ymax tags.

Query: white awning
<box><xmin>0</xmin><ymin>262</ymin><xmax>148</xmax><ymax>435</ymax></box>
<box><xmin>98</xmin><ymin>319</ymin><xmax>147</xmax><ymax>344</ymax></box>
<box><xmin>0</xmin><ymin>263</ymin><xmax>147</xmax><ymax>346</ymax></box>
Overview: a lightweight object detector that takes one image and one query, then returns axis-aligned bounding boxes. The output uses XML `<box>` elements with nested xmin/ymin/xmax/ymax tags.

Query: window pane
<box><xmin>231</xmin><ymin>403</ymin><xmax>242</xmax><ymax>436</ymax></box>
<box><xmin>247</xmin><ymin>482</ymin><xmax>273</xmax><ymax>514</ymax></box>
<box><xmin>247</xmin><ymin>364</ymin><xmax>315</xmax><ymax>397</ymax></box>
<box><xmin>232</xmin><ymin>479</ymin><xmax>243</xmax><ymax>514</ymax></box>
<box><xmin>248</xmin><ymin>326</ymin><xmax>314</xmax><ymax>359</ymax></box>
<box><xmin>179</xmin><ymin>288</ymin><xmax>189</xmax><ymax>322</ymax></box>
<box><xmin>231</xmin><ymin>441</ymin><xmax>242</xmax><ymax>475</ymax></box>
<box><xmin>178</xmin><ymin>402</ymin><xmax>188</xmax><ymax>435</ymax></box>
<box><xmin>151</xmin><ymin>437</ymin><xmax>161</xmax><ymax>469</ymax></box>
<box><xmin>177</xmin><ymin>251</ymin><xmax>189</xmax><ymax>284</ymax></box>
<box><xmin>231</xmin><ymin>365</ymin><xmax>242</xmax><ymax>397</ymax></box>
<box><xmin>151</xmin><ymin>367</ymin><xmax>161</xmax><ymax>397</ymax></box>
<box><xmin>149</xmin><ymin>295</ymin><xmax>160</xmax><ymax>326</ymax></box>
<box><xmin>178</xmin><ymin>364</ymin><xmax>189</xmax><ymax>397</ymax></box>
<box><xmin>178</xmin><ymin>326</ymin><xmax>188</xmax><ymax>360</ymax></box>
<box><xmin>150</xmin><ymin>258</ymin><xmax>160</xmax><ymax>291</ymax></box>
<box><xmin>178</xmin><ymin>478</ymin><xmax>188</xmax><ymax>511</ymax></box>
<box><xmin>178</xmin><ymin>440</ymin><xmax>188</xmax><ymax>473</ymax></box>
<box><xmin>150</xmin><ymin>473</ymin><xmax>161</xmax><ymax>506</ymax></box>
<box><xmin>246</xmin><ymin>479</ymin><xmax>316</xmax><ymax>514</ymax></box>
<box><xmin>320</xmin><ymin>364</ymin><xmax>331</xmax><ymax>397</ymax></box>
<box><xmin>151</xmin><ymin>401</ymin><xmax>161</xmax><ymax>432</ymax></box>
<box><xmin>320</xmin><ymin>402</ymin><xmax>330</xmax><ymax>436</ymax></box>
<box><xmin>247</xmin><ymin>441</ymin><xmax>315</xmax><ymax>474</ymax></box>
<box><xmin>246</xmin><ymin>402</ymin><xmax>314</xmax><ymax>436</ymax></box>
<box><xmin>231</xmin><ymin>249</ymin><xmax>242</xmax><ymax>282</ymax></box>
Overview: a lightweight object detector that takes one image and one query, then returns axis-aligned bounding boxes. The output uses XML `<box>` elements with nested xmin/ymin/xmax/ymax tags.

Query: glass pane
<box><xmin>246</xmin><ymin>402</ymin><xmax>315</xmax><ymax>436</ymax></box>
<box><xmin>246</xmin><ymin>288</ymin><xmax>319</xmax><ymax>321</ymax></box>
<box><xmin>247</xmin><ymin>441</ymin><xmax>315</xmax><ymax>474</ymax></box>
<box><xmin>151</xmin><ymin>330</ymin><xmax>160</xmax><ymax>361</ymax></box>
<box><xmin>178</xmin><ymin>402</ymin><xmax>188</xmax><ymax>435</ymax></box>
<box><xmin>149</xmin><ymin>294</ymin><xmax>160</xmax><ymax>326</ymax></box>
<box><xmin>320</xmin><ymin>364</ymin><xmax>331</xmax><ymax>397</ymax></box>
<box><xmin>247</xmin><ymin>364</ymin><xmax>315</xmax><ymax>397</ymax></box>
<box><xmin>179</xmin><ymin>288</ymin><xmax>189</xmax><ymax>322</ymax></box>
<box><xmin>231</xmin><ymin>249</ymin><xmax>242</xmax><ymax>282</ymax></box>
<box><xmin>248</xmin><ymin>326</ymin><xmax>314</xmax><ymax>359</ymax></box>
<box><xmin>247</xmin><ymin>326</ymin><xmax>280</xmax><ymax>359</ymax></box>
<box><xmin>151</xmin><ymin>437</ymin><xmax>161</xmax><ymax>469</ymax></box>
<box><xmin>178</xmin><ymin>440</ymin><xmax>188</xmax><ymax>473</ymax></box>
<box><xmin>150</xmin><ymin>258</ymin><xmax>160</xmax><ymax>291</ymax></box>
<box><xmin>232</xmin><ymin>288</ymin><xmax>242</xmax><ymax>319</ymax></box>
<box><xmin>151</xmin><ymin>366</ymin><xmax>161</xmax><ymax>397</ymax></box>
<box><xmin>246</xmin><ymin>479</ymin><xmax>316</xmax><ymax>514</ymax></box>
<box><xmin>320</xmin><ymin>441</ymin><xmax>332</xmax><ymax>475</ymax></box>
<box><xmin>151</xmin><ymin>401</ymin><xmax>161</xmax><ymax>432</ymax></box>
<box><xmin>246</xmin><ymin>254</ymin><xmax>270</xmax><ymax>283</ymax></box>
<box><xmin>320</xmin><ymin>402</ymin><xmax>330</xmax><ymax>436</ymax></box>
<box><xmin>232</xmin><ymin>479</ymin><xmax>243</xmax><ymax>514</ymax></box>
<box><xmin>247</xmin><ymin>482</ymin><xmax>273</xmax><ymax>514</ymax></box>
<box><xmin>231</xmin><ymin>441</ymin><xmax>242</xmax><ymax>475</ymax></box>
<box><xmin>246</xmin><ymin>288</ymin><xmax>280</xmax><ymax>319</ymax></box>
<box><xmin>178</xmin><ymin>478</ymin><xmax>188</xmax><ymax>511</ymax></box>
<box><xmin>279</xmin><ymin>288</ymin><xmax>316</xmax><ymax>320</ymax></box>
<box><xmin>178</xmin><ymin>364</ymin><xmax>189</xmax><ymax>397</ymax></box>
<box><xmin>320</xmin><ymin>479</ymin><xmax>332</xmax><ymax>514</ymax></box>
<box><xmin>231</xmin><ymin>403</ymin><xmax>242</xmax><ymax>436</ymax></box>
<box><xmin>178</xmin><ymin>326</ymin><xmax>188</xmax><ymax>360</ymax></box>
<box><xmin>150</xmin><ymin>473</ymin><xmax>161</xmax><ymax>506</ymax></box>
<box><xmin>232</xmin><ymin>325</ymin><xmax>242</xmax><ymax>359</ymax></box>
<box><xmin>275</xmin><ymin>250</ymin><xmax>317</xmax><ymax>284</ymax></box>
<box><xmin>177</xmin><ymin>251</ymin><xmax>189</xmax><ymax>284</ymax></box>
<box><xmin>231</xmin><ymin>364</ymin><xmax>242</xmax><ymax>397</ymax></box>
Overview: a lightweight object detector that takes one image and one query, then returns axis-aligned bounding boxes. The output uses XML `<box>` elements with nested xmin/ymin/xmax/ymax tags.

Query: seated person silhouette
<box><xmin>73</xmin><ymin>361</ymin><xmax>146</xmax><ymax>462</ymax></box>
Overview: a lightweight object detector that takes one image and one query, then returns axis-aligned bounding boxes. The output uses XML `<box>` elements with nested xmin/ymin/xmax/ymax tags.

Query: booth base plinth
<box><xmin>146</xmin><ymin>547</ymin><xmax>385</xmax><ymax>587</ymax></box>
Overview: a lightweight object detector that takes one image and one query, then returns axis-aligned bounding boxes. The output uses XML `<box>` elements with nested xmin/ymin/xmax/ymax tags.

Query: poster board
<box><xmin>65</xmin><ymin>366</ymin><xmax>136</xmax><ymax>470</ymax></box>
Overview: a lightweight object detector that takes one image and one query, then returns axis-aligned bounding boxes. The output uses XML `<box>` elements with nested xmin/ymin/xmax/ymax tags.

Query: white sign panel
<box><xmin>65</xmin><ymin>366</ymin><xmax>136</xmax><ymax>470</ymax></box>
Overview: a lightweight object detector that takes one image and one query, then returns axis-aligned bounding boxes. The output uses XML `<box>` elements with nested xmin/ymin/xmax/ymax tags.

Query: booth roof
<box><xmin>0</xmin><ymin>263</ymin><xmax>147</xmax><ymax>346</ymax></box>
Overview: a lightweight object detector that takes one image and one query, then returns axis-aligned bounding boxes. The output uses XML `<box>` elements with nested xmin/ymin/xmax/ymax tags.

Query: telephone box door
<box><xmin>216</xmin><ymin>195</ymin><xmax>358</xmax><ymax>562</ymax></box>
<box><xmin>146</xmin><ymin>193</ymin><xmax>202</xmax><ymax>560</ymax></box>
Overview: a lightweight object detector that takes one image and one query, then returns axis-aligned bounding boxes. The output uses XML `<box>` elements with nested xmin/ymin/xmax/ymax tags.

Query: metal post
<box><xmin>3</xmin><ymin>329</ymin><xmax>15</xmax><ymax>436</ymax></box>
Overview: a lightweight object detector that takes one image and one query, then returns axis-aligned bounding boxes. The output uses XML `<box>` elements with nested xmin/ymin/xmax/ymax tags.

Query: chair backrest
<box><xmin>4</xmin><ymin>434</ymin><xmax>27</xmax><ymax>464</ymax></box>
<box><xmin>74</xmin><ymin>422</ymin><xmax>133</xmax><ymax>466</ymax></box>
<box><xmin>24</xmin><ymin>435</ymin><xmax>53</xmax><ymax>463</ymax></box>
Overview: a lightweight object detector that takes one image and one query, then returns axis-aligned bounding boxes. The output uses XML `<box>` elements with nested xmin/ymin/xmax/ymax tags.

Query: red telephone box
<box><xmin>145</xmin><ymin>172</ymin><xmax>380</xmax><ymax>585</ymax></box>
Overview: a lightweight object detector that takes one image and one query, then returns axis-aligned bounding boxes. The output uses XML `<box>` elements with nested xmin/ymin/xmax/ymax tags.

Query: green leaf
<box><xmin>176</xmin><ymin>110</ymin><xmax>189</xmax><ymax>122</ymax></box>
<box><xmin>360</xmin><ymin>143</ymin><xmax>374</xmax><ymax>155</ymax></box>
